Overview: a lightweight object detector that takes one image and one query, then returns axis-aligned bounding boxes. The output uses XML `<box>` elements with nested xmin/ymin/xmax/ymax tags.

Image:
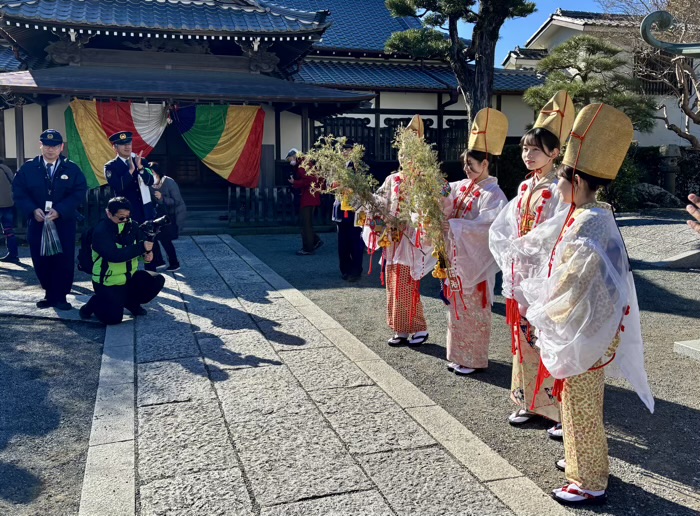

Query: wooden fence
<box><xmin>227</xmin><ymin>186</ymin><xmax>334</xmax><ymax>227</ymax></box>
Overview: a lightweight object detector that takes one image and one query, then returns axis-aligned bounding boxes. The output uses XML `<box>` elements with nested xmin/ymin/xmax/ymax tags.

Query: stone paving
<box><xmin>617</xmin><ymin>210</ymin><xmax>700</xmax><ymax>266</ymax></box>
<box><xmin>132</xmin><ymin>235</ymin><xmax>521</xmax><ymax>515</ymax></box>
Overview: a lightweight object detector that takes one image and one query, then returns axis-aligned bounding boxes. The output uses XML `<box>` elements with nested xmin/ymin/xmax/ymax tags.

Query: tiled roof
<box><xmin>423</xmin><ymin>66</ymin><xmax>544</xmax><ymax>93</ymax></box>
<box><xmin>296</xmin><ymin>61</ymin><xmax>448</xmax><ymax>90</ymax></box>
<box><xmin>269</xmin><ymin>0</ymin><xmax>423</xmax><ymax>52</ymax></box>
<box><xmin>0</xmin><ymin>0</ymin><xmax>329</xmax><ymax>33</ymax></box>
<box><xmin>0</xmin><ymin>44</ymin><xmax>46</xmax><ymax>71</ymax></box>
<box><xmin>555</xmin><ymin>9</ymin><xmax>639</xmax><ymax>28</ymax></box>
<box><xmin>501</xmin><ymin>46</ymin><xmax>548</xmax><ymax>67</ymax></box>
<box><xmin>295</xmin><ymin>60</ymin><xmax>544</xmax><ymax>93</ymax></box>
<box><xmin>0</xmin><ymin>65</ymin><xmax>374</xmax><ymax>103</ymax></box>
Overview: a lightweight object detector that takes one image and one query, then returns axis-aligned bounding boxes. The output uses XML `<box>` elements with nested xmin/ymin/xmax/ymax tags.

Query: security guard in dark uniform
<box><xmin>12</xmin><ymin>129</ymin><xmax>88</xmax><ymax>310</ymax></box>
<box><xmin>104</xmin><ymin>131</ymin><xmax>155</xmax><ymax>224</ymax></box>
<box><xmin>104</xmin><ymin>131</ymin><xmax>163</xmax><ymax>269</ymax></box>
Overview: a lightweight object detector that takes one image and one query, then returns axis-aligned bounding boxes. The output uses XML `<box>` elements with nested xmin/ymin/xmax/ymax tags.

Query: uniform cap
<box><xmin>109</xmin><ymin>131</ymin><xmax>133</xmax><ymax>145</ymax></box>
<box><xmin>40</xmin><ymin>129</ymin><xmax>63</xmax><ymax>146</ymax></box>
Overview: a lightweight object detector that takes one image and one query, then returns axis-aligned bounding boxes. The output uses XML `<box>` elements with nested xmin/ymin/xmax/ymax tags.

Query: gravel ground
<box><xmin>0</xmin><ymin>248</ymin><xmax>104</xmax><ymax>516</ymax></box>
<box><xmin>238</xmin><ymin>231</ymin><xmax>700</xmax><ymax>516</ymax></box>
<box><xmin>0</xmin><ymin>316</ymin><xmax>104</xmax><ymax>516</ymax></box>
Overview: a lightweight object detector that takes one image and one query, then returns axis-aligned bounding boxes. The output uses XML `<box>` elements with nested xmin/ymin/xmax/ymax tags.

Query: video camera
<box><xmin>140</xmin><ymin>215</ymin><xmax>170</xmax><ymax>241</ymax></box>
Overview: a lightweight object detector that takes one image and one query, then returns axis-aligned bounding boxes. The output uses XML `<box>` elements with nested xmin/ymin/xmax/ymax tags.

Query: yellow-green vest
<box><xmin>91</xmin><ymin>222</ymin><xmax>140</xmax><ymax>286</ymax></box>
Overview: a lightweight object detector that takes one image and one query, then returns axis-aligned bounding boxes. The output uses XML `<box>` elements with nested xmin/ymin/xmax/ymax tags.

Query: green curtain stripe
<box><xmin>180</xmin><ymin>105</ymin><xmax>228</xmax><ymax>160</ymax></box>
<box><xmin>64</xmin><ymin>108</ymin><xmax>100</xmax><ymax>189</ymax></box>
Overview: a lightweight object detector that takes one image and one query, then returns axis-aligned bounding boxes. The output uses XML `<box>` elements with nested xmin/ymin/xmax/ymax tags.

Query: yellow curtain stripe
<box><xmin>71</xmin><ymin>100</ymin><xmax>115</xmax><ymax>186</ymax></box>
<box><xmin>203</xmin><ymin>105</ymin><xmax>260</xmax><ymax>179</ymax></box>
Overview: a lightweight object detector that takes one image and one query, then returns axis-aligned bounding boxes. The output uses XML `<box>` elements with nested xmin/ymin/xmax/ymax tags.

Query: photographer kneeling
<box><xmin>80</xmin><ymin>197</ymin><xmax>165</xmax><ymax>325</ymax></box>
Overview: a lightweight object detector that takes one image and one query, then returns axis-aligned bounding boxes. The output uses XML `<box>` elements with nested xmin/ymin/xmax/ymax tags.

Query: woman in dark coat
<box><xmin>148</xmin><ymin>162</ymin><xmax>186</xmax><ymax>271</ymax></box>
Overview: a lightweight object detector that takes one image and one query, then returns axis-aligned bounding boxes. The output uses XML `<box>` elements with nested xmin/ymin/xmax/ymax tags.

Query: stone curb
<box><xmin>674</xmin><ymin>339</ymin><xmax>700</xmax><ymax>361</ymax></box>
<box><xmin>652</xmin><ymin>249</ymin><xmax>700</xmax><ymax>269</ymax></box>
<box><xmin>79</xmin><ymin>321</ymin><xmax>136</xmax><ymax>516</ymax></box>
<box><xmin>226</xmin><ymin>236</ymin><xmax>572</xmax><ymax>516</ymax></box>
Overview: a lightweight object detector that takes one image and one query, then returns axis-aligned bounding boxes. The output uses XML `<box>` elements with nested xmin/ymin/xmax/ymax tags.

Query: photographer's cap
<box><xmin>286</xmin><ymin>148</ymin><xmax>299</xmax><ymax>159</ymax></box>
<box><xmin>40</xmin><ymin>129</ymin><xmax>63</xmax><ymax>146</ymax></box>
<box><xmin>109</xmin><ymin>131</ymin><xmax>133</xmax><ymax>145</ymax></box>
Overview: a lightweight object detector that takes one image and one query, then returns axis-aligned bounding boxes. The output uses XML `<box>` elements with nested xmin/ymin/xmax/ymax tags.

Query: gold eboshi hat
<box><xmin>533</xmin><ymin>90</ymin><xmax>576</xmax><ymax>144</ymax></box>
<box><xmin>563</xmin><ymin>103</ymin><xmax>633</xmax><ymax>180</ymax></box>
<box><xmin>406</xmin><ymin>114</ymin><xmax>425</xmax><ymax>138</ymax></box>
<box><xmin>468</xmin><ymin>108</ymin><xmax>508</xmax><ymax>156</ymax></box>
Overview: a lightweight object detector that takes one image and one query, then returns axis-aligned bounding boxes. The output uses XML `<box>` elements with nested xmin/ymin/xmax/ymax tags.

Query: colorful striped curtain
<box><xmin>65</xmin><ymin>100</ymin><xmax>168</xmax><ymax>189</ymax></box>
<box><xmin>171</xmin><ymin>105</ymin><xmax>265</xmax><ymax>188</ymax></box>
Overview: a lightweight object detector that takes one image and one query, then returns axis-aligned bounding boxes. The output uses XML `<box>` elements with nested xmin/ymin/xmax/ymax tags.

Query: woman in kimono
<box><xmin>522</xmin><ymin>104</ymin><xmax>654</xmax><ymax>505</ymax></box>
<box><xmin>489</xmin><ymin>90</ymin><xmax>575</xmax><ymax>430</ymax></box>
<box><xmin>442</xmin><ymin>108</ymin><xmax>508</xmax><ymax>375</ymax></box>
<box><xmin>363</xmin><ymin>115</ymin><xmax>434</xmax><ymax>347</ymax></box>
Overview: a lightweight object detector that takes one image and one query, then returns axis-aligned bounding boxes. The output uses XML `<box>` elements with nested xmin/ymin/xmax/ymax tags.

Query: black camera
<box><xmin>140</xmin><ymin>215</ymin><xmax>170</xmax><ymax>241</ymax></box>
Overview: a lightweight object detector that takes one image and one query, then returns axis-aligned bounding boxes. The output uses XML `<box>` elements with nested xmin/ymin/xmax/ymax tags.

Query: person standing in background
<box><xmin>332</xmin><ymin>192</ymin><xmax>364</xmax><ymax>281</ymax></box>
<box><xmin>149</xmin><ymin>162</ymin><xmax>185</xmax><ymax>272</ymax></box>
<box><xmin>0</xmin><ymin>158</ymin><xmax>19</xmax><ymax>263</ymax></box>
<box><xmin>287</xmin><ymin>148</ymin><xmax>323</xmax><ymax>256</ymax></box>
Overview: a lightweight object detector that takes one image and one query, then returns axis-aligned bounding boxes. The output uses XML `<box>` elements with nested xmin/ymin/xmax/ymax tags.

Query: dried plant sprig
<box><xmin>300</xmin><ymin>135</ymin><xmax>380</xmax><ymax>214</ymax></box>
<box><xmin>393</xmin><ymin>127</ymin><xmax>451</xmax><ymax>263</ymax></box>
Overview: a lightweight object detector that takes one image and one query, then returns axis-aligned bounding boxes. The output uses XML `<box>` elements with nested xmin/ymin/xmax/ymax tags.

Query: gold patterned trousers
<box><xmin>561</xmin><ymin>338</ymin><xmax>620</xmax><ymax>492</ymax></box>
<box><xmin>561</xmin><ymin>366</ymin><xmax>608</xmax><ymax>491</ymax></box>
<box><xmin>510</xmin><ymin>318</ymin><xmax>560</xmax><ymax>422</ymax></box>
<box><xmin>386</xmin><ymin>264</ymin><xmax>427</xmax><ymax>334</ymax></box>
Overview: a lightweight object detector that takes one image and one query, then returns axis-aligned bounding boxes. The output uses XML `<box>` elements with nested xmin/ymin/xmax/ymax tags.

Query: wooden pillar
<box><xmin>374</xmin><ymin>92</ymin><xmax>380</xmax><ymax>160</ymax></box>
<box><xmin>15</xmin><ymin>103</ymin><xmax>24</xmax><ymax>167</ymax></box>
<box><xmin>41</xmin><ymin>104</ymin><xmax>49</xmax><ymax>131</ymax></box>
<box><xmin>437</xmin><ymin>93</ymin><xmax>444</xmax><ymax>161</ymax></box>
<box><xmin>0</xmin><ymin>110</ymin><xmax>6</xmax><ymax>158</ymax></box>
<box><xmin>301</xmin><ymin>105</ymin><xmax>309</xmax><ymax>151</ymax></box>
<box><xmin>274</xmin><ymin>107</ymin><xmax>281</xmax><ymax>160</ymax></box>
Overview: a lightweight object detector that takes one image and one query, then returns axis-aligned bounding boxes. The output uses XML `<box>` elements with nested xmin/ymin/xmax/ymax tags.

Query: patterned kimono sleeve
<box><xmin>449</xmin><ymin>189</ymin><xmax>506</xmax><ymax>288</ymax></box>
<box><xmin>522</xmin><ymin>213</ymin><xmax>628</xmax><ymax>379</ymax></box>
<box><xmin>362</xmin><ymin>175</ymin><xmax>392</xmax><ymax>251</ymax></box>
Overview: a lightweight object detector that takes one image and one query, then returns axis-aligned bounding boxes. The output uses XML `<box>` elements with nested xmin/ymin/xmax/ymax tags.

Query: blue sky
<box><xmin>458</xmin><ymin>0</ymin><xmax>604</xmax><ymax>67</ymax></box>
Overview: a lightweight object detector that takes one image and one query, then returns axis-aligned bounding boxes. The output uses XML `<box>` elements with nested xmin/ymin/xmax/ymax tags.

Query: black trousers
<box><xmin>337</xmin><ymin>218</ymin><xmax>364</xmax><ymax>277</ymax></box>
<box><xmin>84</xmin><ymin>270</ymin><xmax>165</xmax><ymax>325</ymax></box>
<box><xmin>299</xmin><ymin>206</ymin><xmax>320</xmax><ymax>252</ymax></box>
<box><xmin>27</xmin><ymin>219</ymin><xmax>76</xmax><ymax>303</ymax></box>
<box><xmin>145</xmin><ymin>225</ymin><xmax>178</xmax><ymax>270</ymax></box>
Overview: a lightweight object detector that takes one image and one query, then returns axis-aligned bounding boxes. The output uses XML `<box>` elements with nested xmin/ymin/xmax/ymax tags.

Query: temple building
<box><xmin>0</xmin><ymin>0</ymin><xmax>543</xmax><ymax>228</ymax></box>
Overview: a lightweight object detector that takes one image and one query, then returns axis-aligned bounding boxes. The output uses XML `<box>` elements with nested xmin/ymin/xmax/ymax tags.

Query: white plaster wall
<box><xmin>501</xmin><ymin>95</ymin><xmax>536</xmax><ymax>136</ymax></box>
<box><xmin>380</xmin><ymin>92</ymin><xmax>438</xmax><ymax>110</ymax></box>
<box><xmin>534</xmin><ymin>25</ymin><xmax>581</xmax><ymax>51</ymax></box>
<box><xmin>4</xmin><ymin>104</ymin><xmax>43</xmax><ymax>160</ymax></box>
<box><xmin>47</xmin><ymin>98</ymin><xmax>69</xmax><ymax>136</ymax></box>
<box><xmin>636</xmin><ymin>98</ymin><xmax>700</xmax><ymax>147</ymax></box>
<box><xmin>280</xmin><ymin>110</ymin><xmax>302</xmax><ymax>154</ymax></box>
<box><xmin>3</xmin><ymin>108</ymin><xmax>14</xmax><ymax>158</ymax></box>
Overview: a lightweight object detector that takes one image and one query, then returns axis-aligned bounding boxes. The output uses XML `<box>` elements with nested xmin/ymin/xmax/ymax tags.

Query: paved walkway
<box><xmin>78</xmin><ymin>235</ymin><xmax>571</xmax><ymax>515</ymax></box>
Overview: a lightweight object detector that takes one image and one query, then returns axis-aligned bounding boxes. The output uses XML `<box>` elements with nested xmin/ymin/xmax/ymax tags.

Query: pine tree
<box><xmin>524</xmin><ymin>35</ymin><xmax>657</xmax><ymax>132</ymax></box>
<box><xmin>384</xmin><ymin>0</ymin><xmax>536</xmax><ymax>116</ymax></box>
